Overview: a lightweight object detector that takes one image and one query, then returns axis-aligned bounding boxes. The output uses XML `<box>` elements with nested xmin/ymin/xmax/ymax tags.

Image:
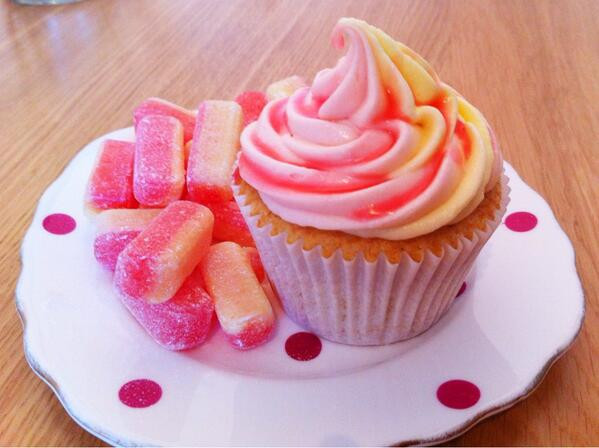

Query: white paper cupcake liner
<box><xmin>234</xmin><ymin>174</ymin><xmax>509</xmax><ymax>346</ymax></box>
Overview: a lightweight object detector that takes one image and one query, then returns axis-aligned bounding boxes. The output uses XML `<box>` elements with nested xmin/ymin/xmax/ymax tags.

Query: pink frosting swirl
<box><xmin>239</xmin><ymin>18</ymin><xmax>502</xmax><ymax>240</ymax></box>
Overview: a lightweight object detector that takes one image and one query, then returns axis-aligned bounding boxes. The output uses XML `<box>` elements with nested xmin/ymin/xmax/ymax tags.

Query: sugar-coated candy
<box><xmin>184</xmin><ymin>139</ymin><xmax>193</xmax><ymax>163</ymax></box>
<box><xmin>181</xmin><ymin>140</ymin><xmax>192</xmax><ymax>201</ymax></box>
<box><xmin>206</xmin><ymin>201</ymin><xmax>255</xmax><ymax>247</ymax></box>
<box><xmin>86</xmin><ymin>139</ymin><xmax>136</xmax><ymax>213</ymax></box>
<box><xmin>260</xmin><ymin>276</ymin><xmax>278</xmax><ymax>308</ymax></box>
<box><xmin>94</xmin><ymin>209</ymin><xmax>161</xmax><ymax>271</ymax></box>
<box><xmin>200</xmin><ymin>241</ymin><xmax>274</xmax><ymax>350</ymax></box>
<box><xmin>114</xmin><ymin>201</ymin><xmax>214</xmax><ymax>303</ymax></box>
<box><xmin>120</xmin><ymin>266</ymin><xmax>214</xmax><ymax>351</ymax></box>
<box><xmin>134</xmin><ymin>115</ymin><xmax>185</xmax><ymax>207</ymax></box>
<box><xmin>235</xmin><ymin>91</ymin><xmax>267</xmax><ymax>127</ymax></box>
<box><xmin>244</xmin><ymin>247</ymin><xmax>265</xmax><ymax>282</ymax></box>
<box><xmin>265</xmin><ymin>75</ymin><xmax>307</xmax><ymax>101</ymax></box>
<box><xmin>187</xmin><ymin>101</ymin><xmax>242</xmax><ymax>203</ymax></box>
<box><xmin>133</xmin><ymin>97</ymin><xmax>196</xmax><ymax>143</ymax></box>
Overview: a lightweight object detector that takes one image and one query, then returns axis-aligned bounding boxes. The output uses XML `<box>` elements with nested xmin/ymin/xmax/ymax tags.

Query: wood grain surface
<box><xmin>1</xmin><ymin>0</ymin><xmax>598</xmax><ymax>445</ymax></box>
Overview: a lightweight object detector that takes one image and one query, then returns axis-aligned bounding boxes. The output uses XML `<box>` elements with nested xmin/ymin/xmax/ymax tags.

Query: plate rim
<box><xmin>14</xmin><ymin>128</ymin><xmax>586</xmax><ymax>446</ymax></box>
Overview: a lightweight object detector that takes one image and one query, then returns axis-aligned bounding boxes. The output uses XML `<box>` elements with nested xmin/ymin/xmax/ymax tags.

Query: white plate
<box><xmin>16</xmin><ymin>128</ymin><xmax>585</xmax><ymax>446</ymax></box>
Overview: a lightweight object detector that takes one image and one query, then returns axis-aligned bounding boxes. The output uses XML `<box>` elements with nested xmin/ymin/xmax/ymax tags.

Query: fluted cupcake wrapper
<box><xmin>234</xmin><ymin>174</ymin><xmax>509</xmax><ymax>346</ymax></box>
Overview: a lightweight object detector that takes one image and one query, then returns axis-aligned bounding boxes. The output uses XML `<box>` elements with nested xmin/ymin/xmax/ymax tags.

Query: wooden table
<box><xmin>1</xmin><ymin>0</ymin><xmax>597</xmax><ymax>445</ymax></box>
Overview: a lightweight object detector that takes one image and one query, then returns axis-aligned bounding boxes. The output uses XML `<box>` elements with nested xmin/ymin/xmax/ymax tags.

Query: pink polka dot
<box><xmin>437</xmin><ymin>379</ymin><xmax>480</xmax><ymax>409</ymax></box>
<box><xmin>43</xmin><ymin>213</ymin><xmax>76</xmax><ymax>235</ymax></box>
<box><xmin>456</xmin><ymin>282</ymin><xmax>467</xmax><ymax>298</ymax></box>
<box><xmin>285</xmin><ymin>332</ymin><xmax>322</xmax><ymax>361</ymax></box>
<box><xmin>119</xmin><ymin>379</ymin><xmax>162</xmax><ymax>408</ymax></box>
<box><xmin>505</xmin><ymin>211</ymin><xmax>537</xmax><ymax>232</ymax></box>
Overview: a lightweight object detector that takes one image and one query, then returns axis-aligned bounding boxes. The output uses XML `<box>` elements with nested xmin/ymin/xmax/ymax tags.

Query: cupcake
<box><xmin>234</xmin><ymin>18</ymin><xmax>508</xmax><ymax>345</ymax></box>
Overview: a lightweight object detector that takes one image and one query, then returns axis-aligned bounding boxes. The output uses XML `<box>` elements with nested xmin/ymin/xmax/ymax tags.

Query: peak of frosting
<box><xmin>238</xmin><ymin>18</ymin><xmax>502</xmax><ymax>240</ymax></box>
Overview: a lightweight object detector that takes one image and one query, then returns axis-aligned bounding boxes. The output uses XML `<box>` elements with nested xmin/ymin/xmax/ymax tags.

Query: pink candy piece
<box><xmin>115</xmin><ymin>201</ymin><xmax>214</xmax><ymax>304</ymax></box>
<box><xmin>86</xmin><ymin>139</ymin><xmax>137</xmax><ymax>213</ymax></box>
<box><xmin>133</xmin><ymin>97</ymin><xmax>196</xmax><ymax>143</ymax></box>
<box><xmin>184</xmin><ymin>139</ymin><xmax>193</xmax><ymax>163</ymax></box>
<box><xmin>134</xmin><ymin>115</ymin><xmax>185</xmax><ymax>208</ymax></box>
<box><xmin>120</xmin><ymin>266</ymin><xmax>214</xmax><ymax>351</ymax></box>
<box><xmin>207</xmin><ymin>201</ymin><xmax>255</xmax><ymax>247</ymax></box>
<box><xmin>244</xmin><ymin>247</ymin><xmax>265</xmax><ymax>282</ymax></box>
<box><xmin>93</xmin><ymin>209</ymin><xmax>161</xmax><ymax>271</ymax></box>
<box><xmin>187</xmin><ymin>101</ymin><xmax>242</xmax><ymax>203</ymax></box>
<box><xmin>235</xmin><ymin>91</ymin><xmax>267</xmax><ymax>127</ymax></box>
<box><xmin>200</xmin><ymin>242</ymin><xmax>274</xmax><ymax>350</ymax></box>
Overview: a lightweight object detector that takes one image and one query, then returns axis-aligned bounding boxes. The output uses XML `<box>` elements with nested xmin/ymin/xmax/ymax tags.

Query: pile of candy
<box><xmin>85</xmin><ymin>77</ymin><xmax>306</xmax><ymax>351</ymax></box>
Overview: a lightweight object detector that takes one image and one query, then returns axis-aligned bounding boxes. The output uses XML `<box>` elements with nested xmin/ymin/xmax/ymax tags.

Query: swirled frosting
<box><xmin>239</xmin><ymin>18</ymin><xmax>502</xmax><ymax>240</ymax></box>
